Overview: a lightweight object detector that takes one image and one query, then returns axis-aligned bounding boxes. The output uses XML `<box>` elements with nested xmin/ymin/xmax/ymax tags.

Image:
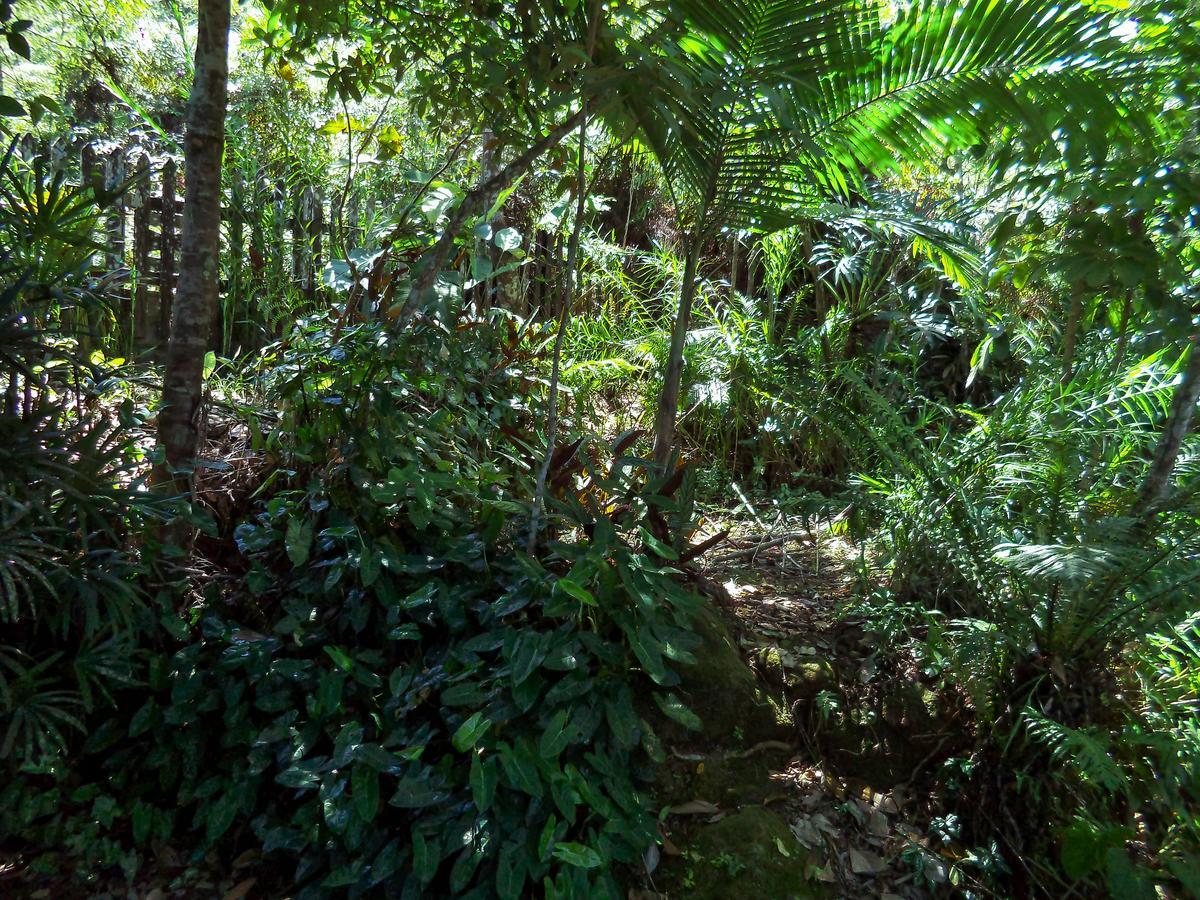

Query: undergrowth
<box><xmin>1</xmin><ymin>311</ymin><xmax>709</xmax><ymax>898</ymax></box>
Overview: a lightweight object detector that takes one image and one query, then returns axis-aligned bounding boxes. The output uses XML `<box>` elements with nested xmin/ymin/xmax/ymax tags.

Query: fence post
<box><xmin>297</xmin><ymin>184</ymin><xmax>322</xmax><ymax>302</ymax></box>
<box><xmin>104</xmin><ymin>147</ymin><xmax>128</xmax><ymax>350</ymax></box>
<box><xmin>130</xmin><ymin>151</ymin><xmax>154</xmax><ymax>353</ymax></box>
<box><xmin>159</xmin><ymin>158</ymin><xmax>179</xmax><ymax>352</ymax></box>
<box><xmin>78</xmin><ymin>142</ymin><xmax>100</xmax><ymax>354</ymax></box>
<box><xmin>272</xmin><ymin>180</ymin><xmax>286</xmax><ymax>335</ymax></box>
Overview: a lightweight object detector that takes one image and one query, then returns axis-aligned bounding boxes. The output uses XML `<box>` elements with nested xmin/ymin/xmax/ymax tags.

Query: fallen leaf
<box><xmin>232</xmin><ymin>849</ymin><xmax>260</xmax><ymax>869</ymax></box>
<box><xmin>849</xmin><ymin>848</ymin><xmax>886</xmax><ymax>875</ymax></box>
<box><xmin>643</xmin><ymin>843</ymin><xmax>660</xmax><ymax>875</ymax></box>
<box><xmin>875</xmin><ymin>793</ymin><xmax>899</xmax><ymax>814</ymax></box>
<box><xmin>790</xmin><ymin>817</ymin><xmax>822</xmax><ymax>848</ymax></box>
<box><xmin>810</xmin><ymin>812</ymin><xmax>838</xmax><ymax>835</ymax></box>
<box><xmin>924</xmin><ymin>854</ymin><xmax>949</xmax><ymax>884</ymax></box>
<box><xmin>867</xmin><ymin>809</ymin><xmax>890</xmax><ymax>837</ymax></box>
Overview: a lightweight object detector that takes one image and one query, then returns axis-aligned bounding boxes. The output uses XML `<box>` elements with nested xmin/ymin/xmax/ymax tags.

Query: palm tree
<box><xmin>627</xmin><ymin>0</ymin><xmax>1143</xmax><ymax>467</ymax></box>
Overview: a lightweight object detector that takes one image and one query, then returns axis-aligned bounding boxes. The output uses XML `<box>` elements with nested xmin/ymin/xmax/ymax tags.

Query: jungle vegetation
<box><xmin>0</xmin><ymin>0</ymin><xmax>1198</xmax><ymax>897</ymax></box>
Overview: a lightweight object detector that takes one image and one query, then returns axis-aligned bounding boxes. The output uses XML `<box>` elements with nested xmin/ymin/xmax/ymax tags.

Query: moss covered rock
<box><xmin>683</xmin><ymin>807</ymin><xmax>822</xmax><ymax>899</ymax></box>
<box><xmin>673</xmin><ymin>605</ymin><xmax>787</xmax><ymax>744</ymax></box>
<box><xmin>757</xmin><ymin>646</ymin><xmax>835</xmax><ymax>702</ymax></box>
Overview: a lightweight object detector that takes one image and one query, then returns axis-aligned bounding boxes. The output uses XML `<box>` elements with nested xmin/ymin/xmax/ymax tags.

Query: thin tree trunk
<box><xmin>745</xmin><ymin>239</ymin><xmax>757</xmax><ymax>304</ymax></box>
<box><xmin>1134</xmin><ymin>332</ymin><xmax>1200</xmax><ymax>518</ymax></box>
<box><xmin>527</xmin><ymin>112</ymin><xmax>589</xmax><ymax>554</ymax></box>
<box><xmin>729</xmin><ymin>233</ymin><xmax>740</xmax><ymax>300</ymax></box>
<box><xmin>158</xmin><ymin>0</ymin><xmax>229</xmax><ymax>489</ymax></box>
<box><xmin>399</xmin><ymin>110</ymin><xmax>585</xmax><ymax>325</ymax></box>
<box><xmin>1111</xmin><ymin>288</ymin><xmax>1133</xmax><ymax>376</ymax></box>
<box><xmin>653</xmin><ymin>242</ymin><xmax>699</xmax><ymax>468</ymax></box>
<box><xmin>1061</xmin><ymin>283</ymin><xmax>1084</xmax><ymax>385</ymax></box>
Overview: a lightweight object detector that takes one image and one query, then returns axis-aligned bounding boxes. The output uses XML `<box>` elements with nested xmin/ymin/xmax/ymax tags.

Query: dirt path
<box><xmin>642</xmin><ymin>529</ymin><xmax>954</xmax><ymax>899</ymax></box>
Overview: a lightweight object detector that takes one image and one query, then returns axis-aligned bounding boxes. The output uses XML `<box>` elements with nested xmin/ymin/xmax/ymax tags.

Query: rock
<box><xmin>672</xmin><ymin>605</ymin><xmax>787</xmax><ymax>744</ymax></box>
<box><xmin>788</xmin><ymin>659</ymin><xmax>835</xmax><ymax>701</ymax></box>
<box><xmin>881</xmin><ymin>680</ymin><xmax>939</xmax><ymax>731</ymax></box>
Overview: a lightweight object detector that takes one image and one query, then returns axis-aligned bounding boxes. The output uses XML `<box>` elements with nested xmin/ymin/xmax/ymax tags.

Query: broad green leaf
<box><xmin>452</xmin><ymin>712</ymin><xmax>492</xmax><ymax>752</ymax></box>
<box><xmin>552</xmin><ymin>842</ymin><xmax>602</xmax><ymax>869</ymax></box>
<box><xmin>389</xmin><ymin>777</ymin><xmax>446</xmax><ymax>808</ymax></box>
<box><xmin>352</xmin><ymin>764</ymin><xmax>380</xmax><ymax>822</ymax></box>
<box><xmin>285</xmin><ymin>517</ymin><xmax>313</xmax><ymax>566</ymax></box>
<box><xmin>638</xmin><ymin>527</ymin><xmax>678</xmax><ymax>560</ymax></box>
<box><xmin>493</xmin><ymin>226</ymin><xmax>522</xmax><ymax>252</ymax></box>
<box><xmin>604</xmin><ymin>699</ymin><xmax>639</xmax><ymax>747</ymax></box>
<box><xmin>508</xmin><ymin>632</ymin><xmax>545</xmax><ymax>686</ymax></box>
<box><xmin>324</xmin><ymin>645</ymin><xmax>354</xmax><ymax>672</ymax></box>
<box><xmin>537</xmin><ymin>814</ymin><xmax>559</xmax><ymax>860</ymax></box>
<box><xmin>470</xmin><ymin>753</ymin><xmax>498</xmax><ymax>811</ymax></box>
<box><xmin>496</xmin><ymin>843</ymin><xmax>527</xmax><ymax>899</ymax></box>
<box><xmin>205</xmin><ymin>792</ymin><xmax>240</xmax><ymax>844</ymax></box>
<box><xmin>538</xmin><ymin>709</ymin><xmax>571</xmax><ymax>758</ymax></box>
<box><xmin>555</xmin><ymin>577</ymin><xmax>596</xmax><ymax>605</ymax></box>
<box><xmin>412</xmin><ymin>829</ymin><xmax>440</xmax><ymax>884</ymax></box>
<box><xmin>0</xmin><ymin>95</ymin><xmax>26</xmax><ymax>117</ymax></box>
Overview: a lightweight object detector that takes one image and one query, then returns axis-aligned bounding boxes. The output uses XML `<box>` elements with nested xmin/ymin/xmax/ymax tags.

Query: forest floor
<box><xmin>643</xmin><ymin>519</ymin><xmax>956</xmax><ymax>899</ymax></box>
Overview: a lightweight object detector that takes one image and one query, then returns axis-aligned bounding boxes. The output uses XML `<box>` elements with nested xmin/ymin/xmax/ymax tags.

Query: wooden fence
<box><xmin>13</xmin><ymin>134</ymin><xmax>352</xmax><ymax>356</ymax></box>
<box><xmin>11</xmin><ymin>134</ymin><xmax>573</xmax><ymax>359</ymax></box>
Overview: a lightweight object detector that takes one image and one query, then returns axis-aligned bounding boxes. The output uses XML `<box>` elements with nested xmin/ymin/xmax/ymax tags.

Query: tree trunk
<box><xmin>1111</xmin><ymin>288</ymin><xmax>1133</xmax><ymax>376</ymax></box>
<box><xmin>653</xmin><ymin>243</ymin><xmax>699</xmax><ymax>468</ymax></box>
<box><xmin>1061</xmin><ymin>283</ymin><xmax>1084</xmax><ymax>385</ymax></box>
<box><xmin>1134</xmin><ymin>331</ymin><xmax>1200</xmax><ymax>518</ymax></box>
<box><xmin>158</xmin><ymin>0</ymin><xmax>229</xmax><ymax>488</ymax></box>
<box><xmin>528</xmin><ymin>112</ymin><xmax>589</xmax><ymax>554</ymax></box>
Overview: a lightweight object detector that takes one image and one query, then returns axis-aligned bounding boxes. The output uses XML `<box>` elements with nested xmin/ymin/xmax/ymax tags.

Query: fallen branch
<box><xmin>715</xmin><ymin>531</ymin><xmax>814</xmax><ymax>561</ymax></box>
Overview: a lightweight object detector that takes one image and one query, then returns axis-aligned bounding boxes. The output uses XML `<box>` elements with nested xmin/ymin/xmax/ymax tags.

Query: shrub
<box><xmin>3</xmin><ymin>314</ymin><xmax>704</xmax><ymax>898</ymax></box>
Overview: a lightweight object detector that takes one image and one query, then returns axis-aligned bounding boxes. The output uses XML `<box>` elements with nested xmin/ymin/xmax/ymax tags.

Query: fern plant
<box><xmin>845</xmin><ymin>338</ymin><xmax>1200</xmax><ymax>893</ymax></box>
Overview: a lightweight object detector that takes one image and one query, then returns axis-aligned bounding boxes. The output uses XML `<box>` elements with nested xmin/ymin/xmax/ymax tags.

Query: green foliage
<box><xmin>3</xmin><ymin>314</ymin><xmax>703</xmax><ymax>896</ymax></box>
<box><xmin>2</xmin><ymin>1</ymin><xmax>1197</xmax><ymax>897</ymax></box>
<box><xmin>0</xmin><ymin>140</ymin><xmax>159</xmax><ymax>772</ymax></box>
<box><xmin>842</xmin><ymin>341</ymin><xmax>1200</xmax><ymax>893</ymax></box>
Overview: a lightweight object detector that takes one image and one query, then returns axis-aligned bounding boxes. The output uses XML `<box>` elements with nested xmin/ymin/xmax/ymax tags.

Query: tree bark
<box><xmin>1111</xmin><ymin>288</ymin><xmax>1133</xmax><ymax>376</ymax></box>
<box><xmin>158</xmin><ymin>0</ymin><xmax>229</xmax><ymax>489</ymax></box>
<box><xmin>652</xmin><ymin>242</ymin><xmax>699</xmax><ymax>468</ymax></box>
<box><xmin>1061</xmin><ymin>283</ymin><xmax>1084</xmax><ymax>385</ymax></box>
<box><xmin>1134</xmin><ymin>331</ymin><xmax>1200</xmax><ymax>518</ymax></box>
